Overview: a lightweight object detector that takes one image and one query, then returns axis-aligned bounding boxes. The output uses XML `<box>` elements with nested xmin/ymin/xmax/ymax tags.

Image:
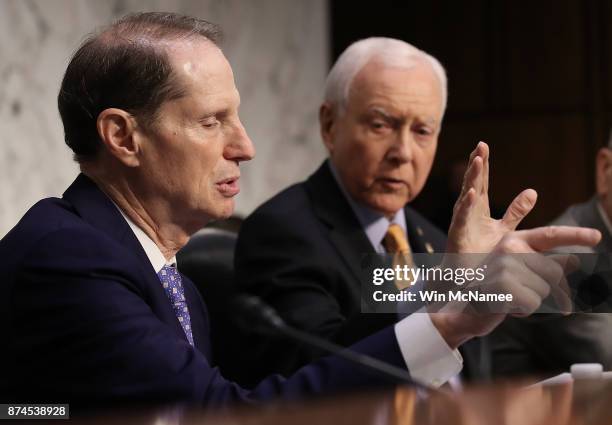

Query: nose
<box><xmin>386</xmin><ymin>127</ymin><xmax>412</xmax><ymax>165</ymax></box>
<box><xmin>225</xmin><ymin>119</ymin><xmax>255</xmax><ymax>163</ymax></box>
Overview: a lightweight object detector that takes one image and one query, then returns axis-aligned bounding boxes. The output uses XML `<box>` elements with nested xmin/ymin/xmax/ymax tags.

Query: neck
<box><xmin>83</xmin><ymin>168</ymin><xmax>191</xmax><ymax>260</ymax></box>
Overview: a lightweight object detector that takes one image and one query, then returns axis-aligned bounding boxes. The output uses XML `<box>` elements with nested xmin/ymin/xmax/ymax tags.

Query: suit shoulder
<box><xmin>240</xmin><ymin>182</ymin><xmax>317</xmax><ymax>230</ymax></box>
<box><xmin>250</xmin><ymin>182</ymin><xmax>310</xmax><ymax>216</ymax></box>
<box><xmin>236</xmin><ymin>181</ymin><xmax>330</xmax><ymax>258</ymax></box>
<box><xmin>0</xmin><ymin>198</ymin><xmax>130</xmax><ymax>272</ymax></box>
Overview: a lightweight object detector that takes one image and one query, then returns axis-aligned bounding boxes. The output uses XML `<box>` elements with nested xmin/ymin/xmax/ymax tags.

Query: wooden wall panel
<box><xmin>433</xmin><ymin>115</ymin><xmax>590</xmax><ymax>228</ymax></box>
<box><xmin>500</xmin><ymin>0</ymin><xmax>586</xmax><ymax>109</ymax></box>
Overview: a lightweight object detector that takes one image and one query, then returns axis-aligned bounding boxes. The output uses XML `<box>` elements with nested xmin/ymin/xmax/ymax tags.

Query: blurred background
<box><xmin>0</xmin><ymin>0</ymin><xmax>609</xmax><ymax>237</ymax></box>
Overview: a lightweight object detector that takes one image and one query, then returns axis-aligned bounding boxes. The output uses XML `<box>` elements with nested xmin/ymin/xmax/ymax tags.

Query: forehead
<box><xmin>347</xmin><ymin>60</ymin><xmax>443</xmax><ymax>118</ymax></box>
<box><xmin>167</xmin><ymin>39</ymin><xmax>237</xmax><ymax>97</ymax></box>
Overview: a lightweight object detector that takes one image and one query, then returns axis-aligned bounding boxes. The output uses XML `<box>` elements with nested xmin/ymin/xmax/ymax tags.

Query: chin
<box><xmin>214</xmin><ymin>200</ymin><xmax>236</xmax><ymax>220</ymax></box>
<box><xmin>365</xmin><ymin>197</ymin><xmax>408</xmax><ymax>217</ymax></box>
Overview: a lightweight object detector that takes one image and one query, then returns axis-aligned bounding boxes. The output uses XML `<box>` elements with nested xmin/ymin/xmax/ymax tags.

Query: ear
<box><xmin>596</xmin><ymin>147</ymin><xmax>612</xmax><ymax>197</ymax></box>
<box><xmin>319</xmin><ymin>102</ymin><xmax>337</xmax><ymax>154</ymax></box>
<box><xmin>96</xmin><ymin>108</ymin><xmax>141</xmax><ymax>167</ymax></box>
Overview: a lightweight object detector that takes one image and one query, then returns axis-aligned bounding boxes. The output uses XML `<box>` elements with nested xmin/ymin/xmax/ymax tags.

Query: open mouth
<box><xmin>216</xmin><ymin>176</ymin><xmax>240</xmax><ymax>197</ymax></box>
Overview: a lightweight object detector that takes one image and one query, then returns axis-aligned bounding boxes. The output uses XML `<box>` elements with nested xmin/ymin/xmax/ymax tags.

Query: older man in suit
<box><xmin>233</xmin><ymin>38</ymin><xmax>595</xmax><ymax>387</ymax></box>
<box><xmin>490</xmin><ymin>136</ymin><xmax>612</xmax><ymax>378</ymax></box>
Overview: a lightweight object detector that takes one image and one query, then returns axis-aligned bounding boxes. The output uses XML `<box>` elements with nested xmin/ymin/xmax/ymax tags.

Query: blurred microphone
<box><xmin>232</xmin><ymin>294</ymin><xmax>428</xmax><ymax>389</ymax></box>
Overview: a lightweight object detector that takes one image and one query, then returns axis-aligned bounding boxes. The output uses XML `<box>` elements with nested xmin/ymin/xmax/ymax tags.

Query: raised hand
<box><xmin>431</xmin><ymin>142</ymin><xmax>602</xmax><ymax>349</ymax></box>
<box><xmin>447</xmin><ymin>142</ymin><xmax>539</xmax><ymax>253</ymax></box>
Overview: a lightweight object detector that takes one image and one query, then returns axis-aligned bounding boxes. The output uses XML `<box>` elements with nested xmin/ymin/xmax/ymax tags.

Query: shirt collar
<box><xmin>111</xmin><ymin>202</ymin><xmax>176</xmax><ymax>273</ymax></box>
<box><xmin>328</xmin><ymin>160</ymin><xmax>407</xmax><ymax>253</ymax></box>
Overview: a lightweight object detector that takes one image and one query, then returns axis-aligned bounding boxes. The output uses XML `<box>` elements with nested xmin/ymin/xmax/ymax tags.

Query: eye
<box><xmin>369</xmin><ymin>119</ymin><xmax>392</xmax><ymax>133</ymax></box>
<box><xmin>200</xmin><ymin>116</ymin><xmax>220</xmax><ymax>129</ymax></box>
<box><xmin>202</xmin><ymin>119</ymin><xmax>219</xmax><ymax>129</ymax></box>
<box><xmin>413</xmin><ymin>126</ymin><xmax>433</xmax><ymax>137</ymax></box>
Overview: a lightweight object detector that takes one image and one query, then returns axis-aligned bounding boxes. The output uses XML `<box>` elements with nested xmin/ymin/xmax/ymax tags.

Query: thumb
<box><xmin>501</xmin><ymin>189</ymin><xmax>538</xmax><ymax>230</ymax></box>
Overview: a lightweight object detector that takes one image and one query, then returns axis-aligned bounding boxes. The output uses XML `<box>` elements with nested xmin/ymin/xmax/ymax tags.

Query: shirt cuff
<box><xmin>394</xmin><ymin>310</ymin><xmax>463</xmax><ymax>387</ymax></box>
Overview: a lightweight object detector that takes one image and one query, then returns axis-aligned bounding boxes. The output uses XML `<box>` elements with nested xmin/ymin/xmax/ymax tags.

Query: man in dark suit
<box><xmin>0</xmin><ymin>13</ymin><xmax>421</xmax><ymax>408</ymax></box>
<box><xmin>233</xmin><ymin>38</ymin><xmax>599</xmax><ymax>387</ymax></box>
<box><xmin>490</xmin><ymin>139</ymin><xmax>612</xmax><ymax>379</ymax></box>
<box><xmin>0</xmin><ymin>13</ymin><xmax>599</xmax><ymax>409</ymax></box>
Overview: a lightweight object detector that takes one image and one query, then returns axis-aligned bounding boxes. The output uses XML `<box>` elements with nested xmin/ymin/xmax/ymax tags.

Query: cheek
<box><xmin>414</xmin><ymin>146</ymin><xmax>437</xmax><ymax>176</ymax></box>
<box><xmin>351</xmin><ymin>139</ymin><xmax>388</xmax><ymax>175</ymax></box>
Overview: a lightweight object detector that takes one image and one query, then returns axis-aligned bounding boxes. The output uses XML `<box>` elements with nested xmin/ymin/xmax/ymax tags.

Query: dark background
<box><xmin>330</xmin><ymin>0</ymin><xmax>612</xmax><ymax>229</ymax></box>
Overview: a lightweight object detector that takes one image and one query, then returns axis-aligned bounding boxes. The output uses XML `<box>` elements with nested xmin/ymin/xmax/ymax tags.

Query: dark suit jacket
<box><xmin>490</xmin><ymin>196</ymin><xmax>612</xmax><ymax>379</ymax></box>
<box><xmin>233</xmin><ymin>162</ymin><xmax>486</xmax><ymax>386</ymax></box>
<box><xmin>0</xmin><ymin>174</ymin><xmax>411</xmax><ymax>409</ymax></box>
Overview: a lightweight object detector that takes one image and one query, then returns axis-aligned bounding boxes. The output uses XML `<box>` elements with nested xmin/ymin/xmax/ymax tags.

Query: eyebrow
<box><xmin>196</xmin><ymin>109</ymin><xmax>229</xmax><ymax>124</ymax></box>
<box><xmin>369</xmin><ymin>107</ymin><xmax>401</xmax><ymax>126</ymax></box>
<box><xmin>369</xmin><ymin>106</ymin><xmax>439</xmax><ymax>127</ymax></box>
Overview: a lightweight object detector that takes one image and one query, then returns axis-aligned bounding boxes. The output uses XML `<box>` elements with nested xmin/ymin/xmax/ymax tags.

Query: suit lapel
<box><xmin>62</xmin><ymin>174</ymin><xmax>192</xmax><ymax>345</ymax></box>
<box><xmin>404</xmin><ymin>213</ymin><xmax>427</xmax><ymax>253</ymax></box>
<box><xmin>305</xmin><ymin>163</ymin><xmax>377</xmax><ymax>291</ymax></box>
<box><xmin>63</xmin><ymin>174</ymin><xmax>151</xmax><ymax>268</ymax></box>
<box><xmin>403</xmin><ymin>208</ymin><xmax>444</xmax><ymax>254</ymax></box>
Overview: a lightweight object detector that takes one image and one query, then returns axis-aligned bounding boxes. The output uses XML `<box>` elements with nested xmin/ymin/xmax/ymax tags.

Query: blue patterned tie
<box><xmin>158</xmin><ymin>264</ymin><xmax>194</xmax><ymax>346</ymax></box>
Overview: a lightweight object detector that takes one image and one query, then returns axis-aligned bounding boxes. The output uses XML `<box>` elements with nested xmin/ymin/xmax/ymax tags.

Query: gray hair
<box><xmin>323</xmin><ymin>37</ymin><xmax>447</xmax><ymax>115</ymax></box>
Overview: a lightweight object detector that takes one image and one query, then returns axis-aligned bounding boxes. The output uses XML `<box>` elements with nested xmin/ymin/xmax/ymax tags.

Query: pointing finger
<box><xmin>517</xmin><ymin>226</ymin><xmax>601</xmax><ymax>252</ymax></box>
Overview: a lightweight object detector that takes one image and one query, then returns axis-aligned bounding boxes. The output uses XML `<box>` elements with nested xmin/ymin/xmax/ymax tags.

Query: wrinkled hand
<box><xmin>446</xmin><ymin>142</ymin><xmax>538</xmax><ymax>253</ymax></box>
<box><xmin>431</xmin><ymin>142</ymin><xmax>602</xmax><ymax>348</ymax></box>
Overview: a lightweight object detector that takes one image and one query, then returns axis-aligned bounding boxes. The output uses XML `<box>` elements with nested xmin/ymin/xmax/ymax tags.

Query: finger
<box><xmin>517</xmin><ymin>226</ymin><xmax>602</xmax><ymax>252</ymax></box>
<box><xmin>487</xmin><ymin>256</ymin><xmax>551</xmax><ymax>301</ymax></box>
<box><xmin>459</xmin><ymin>154</ymin><xmax>482</xmax><ymax>201</ymax></box>
<box><xmin>471</xmin><ymin>156</ymin><xmax>484</xmax><ymax>198</ymax></box>
<box><xmin>552</xmin><ymin>274</ymin><xmax>572</xmax><ymax>315</ymax></box>
<box><xmin>548</xmin><ymin>254</ymin><xmax>580</xmax><ymax>314</ymax></box>
<box><xmin>451</xmin><ymin>187</ymin><xmax>476</xmax><ymax>231</ymax></box>
<box><xmin>523</xmin><ymin>254</ymin><xmax>572</xmax><ymax>314</ymax></box>
<box><xmin>459</xmin><ymin>142</ymin><xmax>486</xmax><ymax>198</ymax></box>
<box><xmin>501</xmin><ymin>189</ymin><xmax>538</xmax><ymax>230</ymax></box>
<box><xmin>522</xmin><ymin>254</ymin><xmax>565</xmax><ymax>289</ymax></box>
<box><xmin>508</xmin><ymin>285</ymin><xmax>543</xmax><ymax>317</ymax></box>
<box><xmin>548</xmin><ymin>253</ymin><xmax>581</xmax><ymax>274</ymax></box>
<box><xmin>467</xmin><ymin>141</ymin><xmax>486</xmax><ymax>166</ymax></box>
<box><xmin>480</xmin><ymin>141</ymin><xmax>490</xmax><ymax>196</ymax></box>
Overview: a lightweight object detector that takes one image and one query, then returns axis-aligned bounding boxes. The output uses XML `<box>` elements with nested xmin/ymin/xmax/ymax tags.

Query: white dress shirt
<box><xmin>114</xmin><ymin>205</ymin><xmax>175</xmax><ymax>273</ymax></box>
